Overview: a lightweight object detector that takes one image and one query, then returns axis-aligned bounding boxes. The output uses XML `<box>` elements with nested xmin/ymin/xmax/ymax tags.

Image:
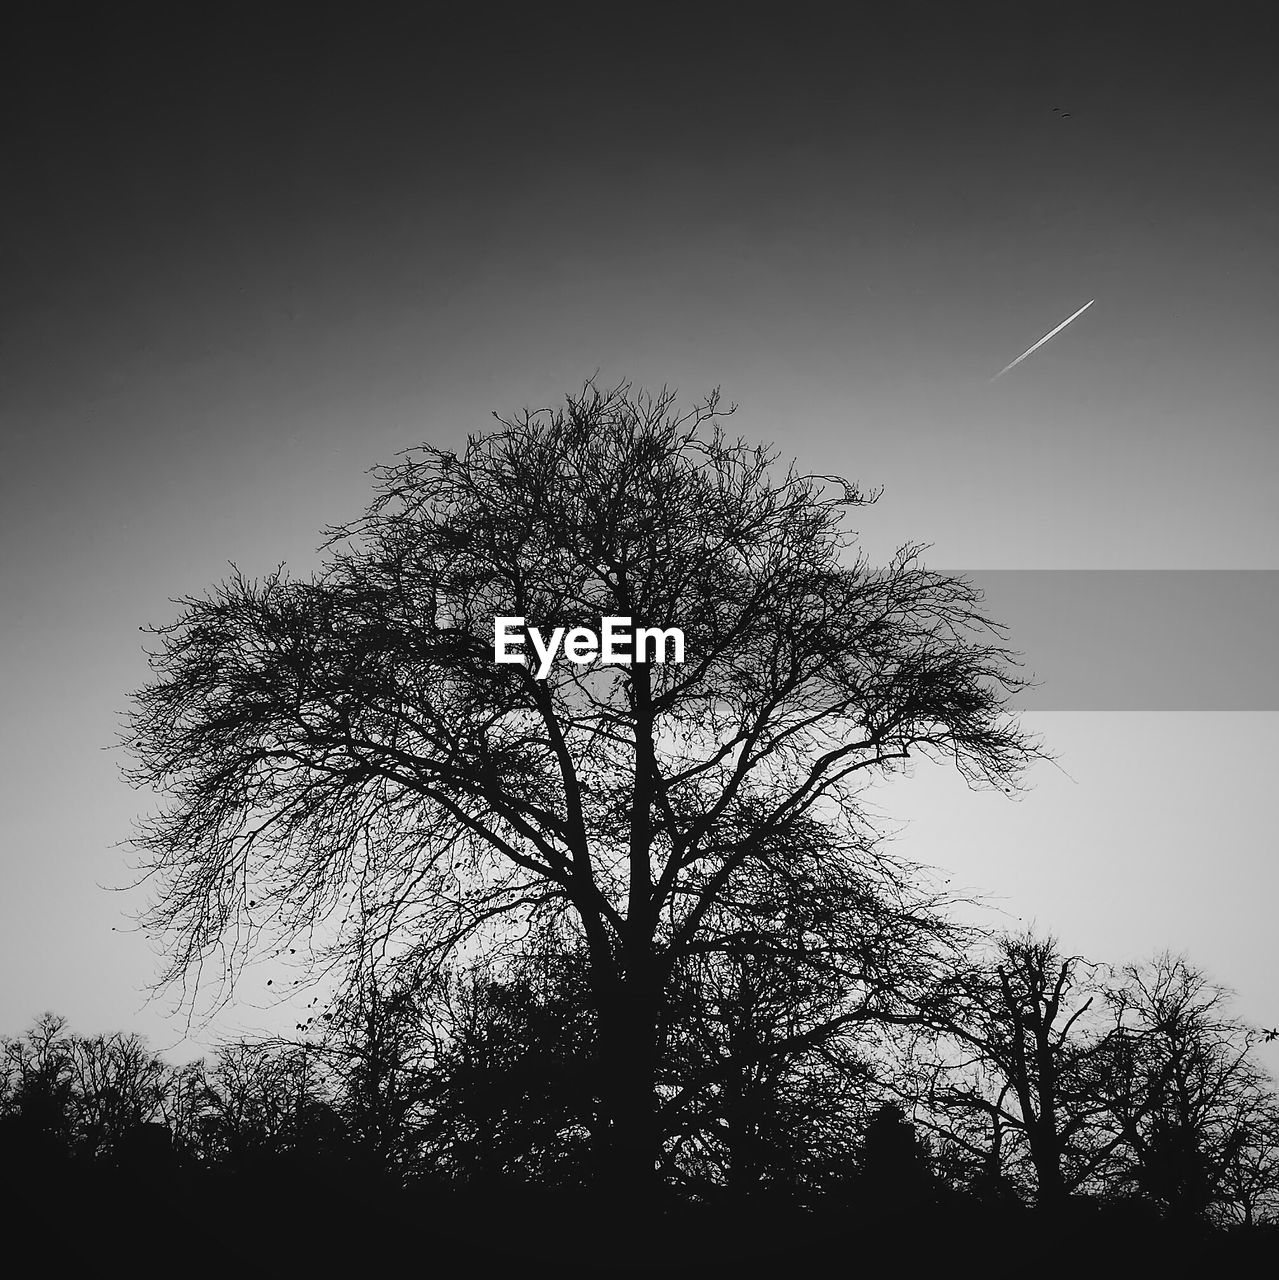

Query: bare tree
<box><xmin>913</xmin><ymin>931</ymin><xmax>1122</xmax><ymax>1208</ymax></box>
<box><xmin>1</xmin><ymin>1017</ymin><xmax>189</xmax><ymax>1174</ymax></box>
<box><xmin>123</xmin><ymin>380</ymin><xmax>1037</xmax><ymax>1203</ymax></box>
<box><xmin>660</xmin><ymin>941</ymin><xmax>873</xmax><ymax>1206</ymax></box>
<box><xmin>413</xmin><ymin>945</ymin><xmax>598</xmax><ymax>1188</ymax></box>
<box><xmin>66</xmin><ymin>1031</ymin><xmax>170</xmax><ymax>1162</ymax></box>
<box><xmin>199</xmin><ymin>1039</ymin><xmax>338</xmax><ymax>1169</ymax></box>
<box><xmin>657</xmin><ymin>836</ymin><xmax>957</xmax><ymax>1206</ymax></box>
<box><xmin>0</xmin><ymin>1013</ymin><xmax>76</xmax><ymax>1159</ymax></box>
<box><xmin>318</xmin><ymin>957</ymin><xmax>436</xmax><ymax>1177</ymax></box>
<box><xmin>1215</xmin><ymin>1098</ymin><xmax>1279</xmax><ymax>1227</ymax></box>
<box><xmin>1100</xmin><ymin>953</ymin><xmax>1279</xmax><ymax>1225</ymax></box>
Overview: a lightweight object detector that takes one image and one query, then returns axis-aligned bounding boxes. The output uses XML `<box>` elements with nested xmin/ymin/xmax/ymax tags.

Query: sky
<box><xmin>2</xmin><ymin>4</ymin><xmax>1277</xmax><ymax>1064</ymax></box>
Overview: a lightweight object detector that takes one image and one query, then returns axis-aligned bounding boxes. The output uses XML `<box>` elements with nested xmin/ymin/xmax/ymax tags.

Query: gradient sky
<box><xmin>3</xmin><ymin>5</ymin><xmax>1277</xmax><ymax>1063</ymax></box>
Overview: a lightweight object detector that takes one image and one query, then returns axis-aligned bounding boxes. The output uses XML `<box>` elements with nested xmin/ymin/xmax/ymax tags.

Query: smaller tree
<box><xmin>200</xmin><ymin>1039</ymin><xmax>343</xmax><ymax>1172</ymax></box>
<box><xmin>859</xmin><ymin>1101</ymin><xmax>935</xmax><ymax>1211</ymax></box>
<box><xmin>660</xmin><ymin>944</ymin><xmax>872</xmax><ymax>1207</ymax></box>
<box><xmin>415</xmin><ymin>947</ymin><xmax>598</xmax><ymax>1189</ymax></box>
<box><xmin>1215</xmin><ymin>1098</ymin><xmax>1279</xmax><ymax>1227</ymax></box>
<box><xmin>0</xmin><ymin>1014</ymin><xmax>76</xmax><ymax>1168</ymax></box>
<box><xmin>318</xmin><ymin>957</ymin><xmax>437</xmax><ymax>1177</ymax></box>
<box><xmin>67</xmin><ymin>1031</ymin><xmax>170</xmax><ymax>1162</ymax></box>
<box><xmin>915</xmin><ymin>931</ymin><xmax>1121</xmax><ymax>1208</ymax></box>
<box><xmin>1100</xmin><ymin>953</ymin><xmax>1279</xmax><ymax>1225</ymax></box>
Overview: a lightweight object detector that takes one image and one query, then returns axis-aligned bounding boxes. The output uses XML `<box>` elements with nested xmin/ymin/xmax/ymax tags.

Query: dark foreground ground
<box><xmin>5</xmin><ymin>1159</ymin><xmax>1275</xmax><ymax>1278</ymax></box>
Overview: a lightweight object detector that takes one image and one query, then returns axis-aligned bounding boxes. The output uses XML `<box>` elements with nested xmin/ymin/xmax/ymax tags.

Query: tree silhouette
<box><xmin>318</xmin><ymin>958</ymin><xmax>436</xmax><ymax>1177</ymax></box>
<box><xmin>415</xmin><ymin>945</ymin><xmax>597</xmax><ymax>1188</ymax></box>
<box><xmin>123</xmin><ymin>379</ymin><xmax>1037</xmax><ymax>1205</ymax></box>
<box><xmin>197</xmin><ymin>1039</ymin><xmax>341</xmax><ymax>1173</ymax></box>
<box><xmin>1100</xmin><ymin>954</ymin><xmax>1276</xmax><ymax>1225</ymax></box>
<box><xmin>914</xmin><ymin>931</ymin><xmax>1122</xmax><ymax>1208</ymax></box>
<box><xmin>657</xmin><ymin>866</ymin><xmax>947</xmax><ymax>1207</ymax></box>
<box><xmin>860</xmin><ymin>1101</ymin><xmax>934</xmax><ymax>1211</ymax></box>
<box><xmin>0</xmin><ymin>1013</ymin><xmax>76</xmax><ymax>1170</ymax></box>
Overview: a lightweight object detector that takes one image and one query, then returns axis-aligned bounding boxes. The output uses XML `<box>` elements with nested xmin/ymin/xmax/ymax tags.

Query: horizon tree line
<box><xmin>3</xmin><ymin>932</ymin><xmax>1277</xmax><ymax>1229</ymax></box>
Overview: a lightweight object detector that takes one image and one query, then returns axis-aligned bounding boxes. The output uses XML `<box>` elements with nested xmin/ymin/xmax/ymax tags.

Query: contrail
<box><xmin>990</xmin><ymin>299</ymin><xmax>1095</xmax><ymax>382</ymax></box>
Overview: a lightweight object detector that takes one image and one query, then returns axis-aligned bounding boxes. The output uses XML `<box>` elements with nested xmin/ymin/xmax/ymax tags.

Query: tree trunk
<box><xmin>1030</xmin><ymin>1122</ymin><xmax>1066</xmax><ymax>1210</ymax></box>
<box><xmin>596</xmin><ymin>972</ymin><xmax>661</xmax><ymax>1205</ymax></box>
<box><xmin>725</xmin><ymin>1076</ymin><xmax>764</xmax><ymax>1206</ymax></box>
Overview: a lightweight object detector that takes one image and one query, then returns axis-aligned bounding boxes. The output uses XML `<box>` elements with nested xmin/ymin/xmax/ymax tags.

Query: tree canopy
<box><xmin>124</xmin><ymin>380</ymin><xmax>1039</xmax><ymax>1196</ymax></box>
